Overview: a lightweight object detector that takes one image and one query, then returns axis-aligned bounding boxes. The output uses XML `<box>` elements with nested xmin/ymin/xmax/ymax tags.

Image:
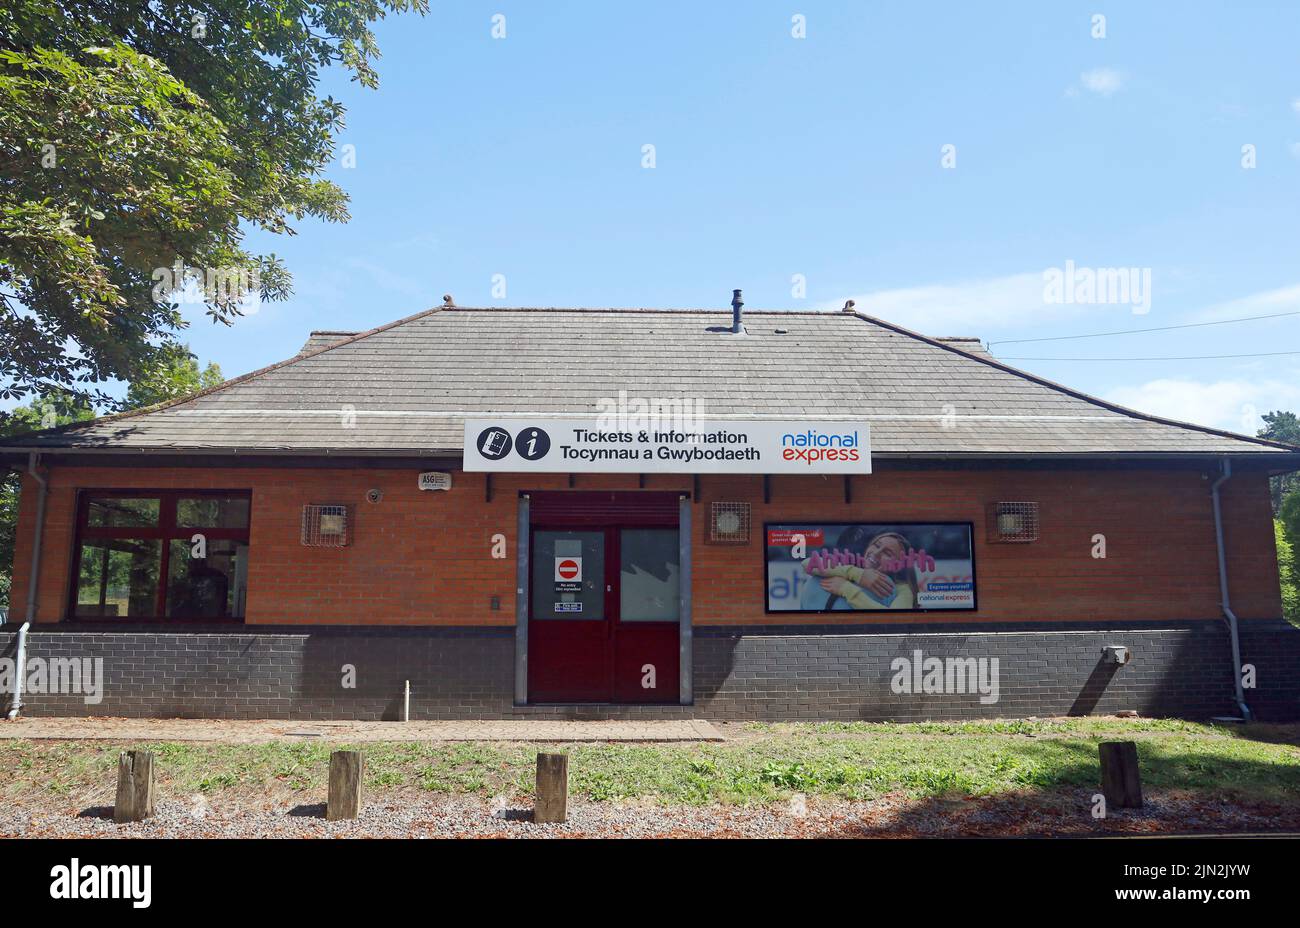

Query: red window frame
<box><xmin>67</xmin><ymin>489</ymin><xmax>252</xmax><ymax>622</ymax></box>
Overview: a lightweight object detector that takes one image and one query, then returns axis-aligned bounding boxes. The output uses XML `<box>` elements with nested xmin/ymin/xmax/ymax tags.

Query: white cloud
<box><xmin>1289</xmin><ymin>141</ymin><xmax>1300</xmax><ymax>160</ymax></box>
<box><xmin>826</xmin><ymin>271</ymin><xmax>1104</xmax><ymax>336</ymax></box>
<box><xmin>1188</xmin><ymin>282</ymin><xmax>1300</xmax><ymax>323</ymax></box>
<box><xmin>1292</xmin><ymin>98</ymin><xmax>1300</xmax><ymax>114</ymax></box>
<box><xmin>1104</xmin><ymin>378</ymin><xmax>1300</xmax><ymax>433</ymax></box>
<box><xmin>831</xmin><ymin>275</ymin><xmax>1300</xmax><ymax>347</ymax></box>
<box><xmin>1077</xmin><ymin>68</ymin><xmax>1125</xmax><ymax>97</ymax></box>
<box><xmin>345</xmin><ymin>258</ymin><xmax>427</xmax><ymax>300</ymax></box>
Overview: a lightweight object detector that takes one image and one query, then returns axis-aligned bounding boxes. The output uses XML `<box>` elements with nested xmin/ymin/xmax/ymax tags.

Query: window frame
<box><xmin>67</xmin><ymin>489</ymin><xmax>252</xmax><ymax>623</ymax></box>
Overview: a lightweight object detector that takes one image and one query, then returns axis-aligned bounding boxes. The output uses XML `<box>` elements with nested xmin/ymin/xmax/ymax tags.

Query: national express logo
<box><xmin>476</xmin><ymin>426</ymin><xmax>551</xmax><ymax>462</ymax></box>
<box><xmin>780</xmin><ymin>429</ymin><xmax>862</xmax><ymax>464</ymax></box>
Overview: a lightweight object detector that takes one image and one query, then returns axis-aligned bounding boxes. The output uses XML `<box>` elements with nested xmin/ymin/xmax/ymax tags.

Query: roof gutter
<box><xmin>1210</xmin><ymin>458</ymin><xmax>1252</xmax><ymax>722</ymax></box>
<box><xmin>7</xmin><ymin>452</ymin><xmax>46</xmax><ymax>720</ymax></box>
<box><xmin>1</xmin><ymin>447</ymin><xmax>1298</xmax><ymax>464</ymax></box>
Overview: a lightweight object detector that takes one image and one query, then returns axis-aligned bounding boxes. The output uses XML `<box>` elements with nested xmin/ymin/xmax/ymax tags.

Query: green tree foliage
<box><xmin>1260</xmin><ymin>410</ymin><xmax>1300</xmax><ymax>443</ymax></box>
<box><xmin>0</xmin><ymin>390</ymin><xmax>95</xmax><ymax>606</ymax></box>
<box><xmin>0</xmin><ymin>0</ymin><xmax>425</xmax><ymax>420</ymax></box>
<box><xmin>1</xmin><ymin>345</ymin><xmax>219</xmax><ymax>607</ymax></box>
<box><xmin>1278</xmin><ymin>520</ymin><xmax>1299</xmax><ymax>627</ymax></box>
<box><xmin>1281</xmin><ymin>489</ymin><xmax>1300</xmax><ymax>611</ymax></box>
<box><xmin>125</xmin><ymin>343</ymin><xmax>223</xmax><ymax>409</ymax></box>
<box><xmin>1259</xmin><ymin>411</ymin><xmax>1300</xmax><ymax>624</ymax></box>
<box><xmin>1258</xmin><ymin>410</ymin><xmax>1300</xmax><ymax>510</ymax></box>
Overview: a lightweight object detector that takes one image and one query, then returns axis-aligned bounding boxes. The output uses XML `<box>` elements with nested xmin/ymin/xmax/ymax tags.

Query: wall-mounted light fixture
<box><xmin>709</xmin><ymin>501</ymin><xmax>751</xmax><ymax>544</ymax></box>
<box><xmin>1103</xmin><ymin>645</ymin><xmax>1131</xmax><ymax>666</ymax></box>
<box><xmin>301</xmin><ymin>503</ymin><xmax>351</xmax><ymax>547</ymax></box>
<box><xmin>987</xmin><ymin>501</ymin><xmax>1039</xmax><ymax>543</ymax></box>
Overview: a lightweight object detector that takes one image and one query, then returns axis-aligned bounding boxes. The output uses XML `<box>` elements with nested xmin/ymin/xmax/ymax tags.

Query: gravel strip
<box><xmin>3</xmin><ymin>791</ymin><xmax>1296</xmax><ymax>839</ymax></box>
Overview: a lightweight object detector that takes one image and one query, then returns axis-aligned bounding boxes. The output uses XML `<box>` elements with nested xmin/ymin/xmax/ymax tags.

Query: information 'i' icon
<box><xmin>516</xmin><ymin>427</ymin><xmax>551</xmax><ymax>461</ymax></box>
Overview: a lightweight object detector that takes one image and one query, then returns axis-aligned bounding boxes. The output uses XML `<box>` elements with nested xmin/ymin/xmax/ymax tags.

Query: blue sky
<box><xmin>176</xmin><ymin>1</ymin><xmax>1300</xmax><ymax>433</ymax></box>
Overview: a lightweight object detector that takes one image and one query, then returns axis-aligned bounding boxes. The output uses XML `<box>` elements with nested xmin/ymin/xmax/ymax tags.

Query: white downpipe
<box><xmin>8</xmin><ymin>453</ymin><xmax>47</xmax><ymax>720</ymax></box>
<box><xmin>404</xmin><ymin>680</ymin><xmax>410</xmax><ymax>722</ymax></box>
<box><xmin>6</xmin><ymin>623</ymin><xmax>29</xmax><ymax>721</ymax></box>
<box><xmin>1210</xmin><ymin>459</ymin><xmax>1253</xmax><ymax>722</ymax></box>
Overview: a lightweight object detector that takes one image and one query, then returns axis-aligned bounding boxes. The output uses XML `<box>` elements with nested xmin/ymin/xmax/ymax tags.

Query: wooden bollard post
<box><xmin>114</xmin><ymin>750</ymin><xmax>156</xmax><ymax>824</ymax></box>
<box><xmin>534</xmin><ymin>752</ymin><xmax>569</xmax><ymax>824</ymax></box>
<box><xmin>1099</xmin><ymin>741</ymin><xmax>1143</xmax><ymax>809</ymax></box>
<box><xmin>327</xmin><ymin>750</ymin><xmax>365</xmax><ymax>821</ymax></box>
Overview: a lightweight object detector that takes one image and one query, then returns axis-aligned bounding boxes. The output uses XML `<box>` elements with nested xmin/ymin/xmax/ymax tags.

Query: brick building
<box><xmin>2</xmin><ymin>304</ymin><xmax>1298</xmax><ymax>720</ymax></box>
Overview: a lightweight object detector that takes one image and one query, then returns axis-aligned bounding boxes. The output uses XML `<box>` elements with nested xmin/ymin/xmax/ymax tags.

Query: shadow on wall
<box><xmin>1067</xmin><ymin>657</ymin><xmax>1121</xmax><ymax>716</ymax></box>
<box><xmin>1238</xmin><ymin>621</ymin><xmax>1300</xmax><ymax>721</ymax></box>
<box><xmin>296</xmin><ymin>632</ymin><xmax>431</xmax><ymax>721</ymax></box>
<box><xmin>688</xmin><ymin>633</ymin><xmax>739</xmax><ymax>712</ymax></box>
<box><xmin>0</xmin><ymin>631</ymin><xmax>16</xmax><ymax>715</ymax></box>
<box><xmin>295</xmin><ymin>629</ymin><xmax>516</xmax><ymax>721</ymax></box>
<box><xmin>1133</xmin><ymin>627</ymin><xmax>1214</xmax><ymax>720</ymax></box>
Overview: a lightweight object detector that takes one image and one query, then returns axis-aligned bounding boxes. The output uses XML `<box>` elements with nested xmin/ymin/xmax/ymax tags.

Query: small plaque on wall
<box><xmin>418</xmin><ymin>472</ymin><xmax>452</xmax><ymax>491</ymax></box>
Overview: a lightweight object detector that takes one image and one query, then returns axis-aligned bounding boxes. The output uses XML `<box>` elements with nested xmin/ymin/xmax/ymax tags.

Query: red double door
<box><xmin>528</xmin><ymin>492</ymin><xmax>680</xmax><ymax>704</ymax></box>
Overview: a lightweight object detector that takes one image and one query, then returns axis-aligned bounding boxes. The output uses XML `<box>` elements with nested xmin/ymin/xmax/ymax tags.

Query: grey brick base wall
<box><xmin>0</xmin><ymin>627</ymin><xmax>518</xmax><ymax>721</ymax></box>
<box><xmin>1237</xmin><ymin>621</ymin><xmax>1300</xmax><ymax>720</ymax></box>
<box><xmin>694</xmin><ymin>624</ymin><xmax>1234</xmax><ymax>720</ymax></box>
<box><xmin>1</xmin><ymin>620</ymin><xmax>1296</xmax><ymax>721</ymax></box>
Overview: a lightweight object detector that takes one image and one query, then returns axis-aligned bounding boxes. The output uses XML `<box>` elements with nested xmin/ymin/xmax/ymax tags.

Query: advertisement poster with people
<box><xmin>765</xmin><ymin>522</ymin><xmax>976</xmax><ymax>612</ymax></box>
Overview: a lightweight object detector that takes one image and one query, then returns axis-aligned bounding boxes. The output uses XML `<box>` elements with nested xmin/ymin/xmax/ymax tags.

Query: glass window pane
<box><xmin>166</xmin><ymin>539</ymin><xmax>248</xmax><ymax>619</ymax></box>
<box><xmin>86</xmin><ymin>497</ymin><xmax>159</xmax><ymax>528</ymax></box>
<box><xmin>531</xmin><ymin>530</ymin><xmax>604</xmax><ymax>620</ymax></box>
<box><xmin>75</xmin><ymin>539</ymin><xmax>161</xmax><ymax>617</ymax></box>
<box><xmin>620</xmin><ymin>528</ymin><xmax>679</xmax><ymax>621</ymax></box>
<box><xmin>177</xmin><ymin>496</ymin><xmax>250</xmax><ymax>529</ymax></box>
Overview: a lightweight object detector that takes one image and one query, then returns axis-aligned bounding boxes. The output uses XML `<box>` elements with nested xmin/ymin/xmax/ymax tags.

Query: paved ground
<box><xmin>0</xmin><ymin>717</ymin><xmax>724</xmax><ymax>743</ymax></box>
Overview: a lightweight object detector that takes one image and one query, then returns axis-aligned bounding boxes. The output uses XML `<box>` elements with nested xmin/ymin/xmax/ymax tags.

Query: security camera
<box><xmin>365</xmin><ymin>488</ymin><xmax>383</xmax><ymax>504</ymax></box>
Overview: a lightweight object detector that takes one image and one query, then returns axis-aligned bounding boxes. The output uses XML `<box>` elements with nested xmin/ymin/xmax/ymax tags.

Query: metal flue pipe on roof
<box><xmin>731</xmin><ymin>289</ymin><xmax>744</xmax><ymax>334</ymax></box>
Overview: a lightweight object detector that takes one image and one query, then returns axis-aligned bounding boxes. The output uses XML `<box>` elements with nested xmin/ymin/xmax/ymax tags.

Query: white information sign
<box><xmin>463</xmin><ymin>418</ymin><xmax>870</xmax><ymax>474</ymax></box>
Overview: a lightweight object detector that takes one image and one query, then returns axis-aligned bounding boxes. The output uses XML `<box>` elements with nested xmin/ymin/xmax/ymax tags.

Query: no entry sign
<box><xmin>554</xmin><ymin>555</ymin><xmax>583</xmax><ymax>596</ymax></box>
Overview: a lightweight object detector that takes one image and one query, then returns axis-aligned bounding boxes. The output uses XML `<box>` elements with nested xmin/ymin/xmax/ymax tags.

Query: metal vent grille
<box><xmin>710</xmin><ymin>501</ymin><xmax>751</xmax><ymax>544</ymax></box>
<box><xmin>301</xmin><ymin>503</ymin><xmax>350</xmax><ymax>547</ymax></box>
<box><xmin>987</xmin><ymin>501</ymin><xmax>1039</xmax><ymax>543</ymax></box>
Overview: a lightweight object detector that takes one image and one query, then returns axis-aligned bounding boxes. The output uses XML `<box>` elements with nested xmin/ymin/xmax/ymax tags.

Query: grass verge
<box><xmin>2</xmin><ymin>718</ymin><xmax>1296</xmax><ymax>808</ymax></box>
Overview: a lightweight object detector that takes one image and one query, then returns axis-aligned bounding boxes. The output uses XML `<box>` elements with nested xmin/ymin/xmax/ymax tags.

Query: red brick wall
<box><xmin>688</xmin><ymin>467</ymin><xmax>1280</xmax><ymax>625</ymax></box>
<box><xmin>8</xmin><ymin>463</ymin><xmax>1282</xmax><ymax>627</ymax></box>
